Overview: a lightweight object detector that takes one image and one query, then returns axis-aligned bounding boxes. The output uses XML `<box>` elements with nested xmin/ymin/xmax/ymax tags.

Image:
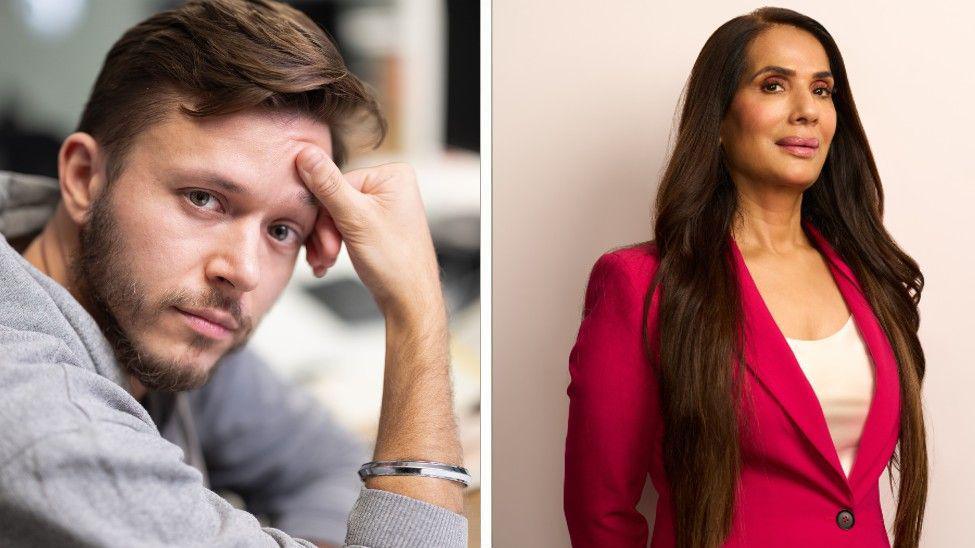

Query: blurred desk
<box><xmin>465</xmin><ymin>488</ymin><xmax>480</xmax><ymax>548</ymax></box>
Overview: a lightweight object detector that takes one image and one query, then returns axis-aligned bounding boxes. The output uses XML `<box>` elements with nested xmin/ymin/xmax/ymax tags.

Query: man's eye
<box><xmin>268</xmin><ymin>224</ymin><xmax>294</xmax><ymax>242</ymax></box>
<box><xmin>186</xmin><ymin>190</ymin><xmax>220</xmax><ymax>211</ymax></box>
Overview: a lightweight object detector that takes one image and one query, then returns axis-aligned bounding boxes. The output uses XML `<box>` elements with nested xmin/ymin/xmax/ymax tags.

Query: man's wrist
<box><xmin>382</xmin><ymin>290</ymin><xmax>448</xmax><ymax>332</ymax></box>
<box><xmin>359</xmin><ymin>460</ymin><xmax>471</xmax><ymax>487</ymax></box>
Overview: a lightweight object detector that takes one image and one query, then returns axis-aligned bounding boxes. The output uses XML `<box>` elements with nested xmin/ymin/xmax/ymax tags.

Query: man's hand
<box><xmin>297</xmin><ymin>147</ymin><xmax>442</xmax><ymax>323</ymax></box>
<box><xmin>295</xmin><ymin>146</ymin><xmax>465</xmax><ymax>517</ymax></box>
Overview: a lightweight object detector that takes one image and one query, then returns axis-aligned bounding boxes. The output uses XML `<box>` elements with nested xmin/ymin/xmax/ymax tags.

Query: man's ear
<box><xmin>58</xmin><ymin>132</ymin><xmax>107</xmax><ymax>227</ymax></box>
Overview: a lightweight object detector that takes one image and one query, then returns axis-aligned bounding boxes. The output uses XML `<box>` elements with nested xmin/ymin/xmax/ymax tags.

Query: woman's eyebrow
<box><xmin>751</xmin><ymin>65</ymin><xmax>833</xmax><ymax>80</ymax></box>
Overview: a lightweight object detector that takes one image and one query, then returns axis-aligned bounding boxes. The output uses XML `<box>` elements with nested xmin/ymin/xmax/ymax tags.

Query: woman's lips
<box><xmin>777</xmin><ymin>136</ymin><xmax>819</xmax><ymax>147</ymax></box>
<box><xmin>778</xmin><ymin>144</ymin><xmax>817</xmax><ymax>159</ymax></box>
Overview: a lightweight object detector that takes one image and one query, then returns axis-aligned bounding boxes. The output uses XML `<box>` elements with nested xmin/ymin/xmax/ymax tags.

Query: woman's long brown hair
<box><xmin>645</xmin><ymin>7</ymin><xmax>927</xmax><ymax>547</ymax></box>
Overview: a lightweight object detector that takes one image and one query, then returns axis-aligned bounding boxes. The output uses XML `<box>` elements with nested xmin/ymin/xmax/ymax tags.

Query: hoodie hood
<box><xmin>0</xmin><ymin>170</ymin><xmax>60</xmax><ymax>241</ymax></box>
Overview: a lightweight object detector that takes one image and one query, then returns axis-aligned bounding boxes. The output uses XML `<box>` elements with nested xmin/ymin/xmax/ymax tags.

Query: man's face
<box><xmin>75</xmin><ymin>107</ymin><xmax>330</xmax><ymax>392</ymax></box>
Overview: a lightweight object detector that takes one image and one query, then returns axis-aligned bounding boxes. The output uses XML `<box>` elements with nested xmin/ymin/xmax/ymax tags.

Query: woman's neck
<box><xmin>730</xmin><ymin>185</ymin><xmax>810</xmax><ymax>255</ymax></box>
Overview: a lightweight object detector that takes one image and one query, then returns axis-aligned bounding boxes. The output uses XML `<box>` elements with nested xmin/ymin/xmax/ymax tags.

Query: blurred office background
<box><xmin>0</xmin><ymin>0</ymin><xmax>480</xmax><ymax>544</ymax></box>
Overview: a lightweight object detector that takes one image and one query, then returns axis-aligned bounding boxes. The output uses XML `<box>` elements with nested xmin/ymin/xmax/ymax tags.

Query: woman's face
<box><xmin>719</xmin><ymin>24</ymin><xmax>837</xmax><ymax>191</ymax></box>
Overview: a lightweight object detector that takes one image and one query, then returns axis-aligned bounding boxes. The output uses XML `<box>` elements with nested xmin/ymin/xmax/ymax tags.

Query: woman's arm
<box><xmin>564</xmin><ymin>251</ymin><xmax>660</xmax><ymax>547</ymax></box>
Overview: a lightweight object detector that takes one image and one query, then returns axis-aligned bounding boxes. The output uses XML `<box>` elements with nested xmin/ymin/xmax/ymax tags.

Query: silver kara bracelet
<box><xmin>358</xmin><ymin>460</ymin><xmax>472</xmax><ymax>487</ymax></box>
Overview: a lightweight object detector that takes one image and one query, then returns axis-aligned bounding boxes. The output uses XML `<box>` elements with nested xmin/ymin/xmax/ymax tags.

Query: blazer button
<box><xmin>836</xmin><ymin>509</ymin><xmax>855</xmax><ymax>530</ymax></box>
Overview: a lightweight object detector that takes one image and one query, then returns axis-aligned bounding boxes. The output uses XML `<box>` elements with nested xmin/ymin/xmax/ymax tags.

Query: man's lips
<box><xmin>176</xmin><ymin>307</ymin><xmax>239</xmax><ymax>330</ymax></box>
<box><xmin>175</xmin><ymin>307</ymin><xmax>239</xmax><ymax>333</ymax></box>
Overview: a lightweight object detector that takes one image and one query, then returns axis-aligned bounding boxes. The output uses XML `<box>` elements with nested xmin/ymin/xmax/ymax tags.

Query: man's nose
<box><xmin>204</xmin><ymin>223</ymin><xmax>261</xmax><ymax>293</ymax></box>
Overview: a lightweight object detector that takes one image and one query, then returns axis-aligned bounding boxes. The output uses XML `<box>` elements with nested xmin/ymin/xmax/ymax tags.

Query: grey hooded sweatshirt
<box><xmin>0</xmin><ymin>171</ymin><xmax>467</xmax><ymax>547</ymax></box>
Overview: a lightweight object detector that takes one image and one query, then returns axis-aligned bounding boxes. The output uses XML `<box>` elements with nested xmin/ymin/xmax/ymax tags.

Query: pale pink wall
<box><xmin>493</xmin><ymin>1</ymin><xmax>975</xmax><ymax>546</ymax></box>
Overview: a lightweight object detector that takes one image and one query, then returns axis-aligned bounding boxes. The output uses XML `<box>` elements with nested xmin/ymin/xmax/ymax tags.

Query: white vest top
<box><xmin>784</xmin><ymin>315</ymin><xmax>875</xmax><ymax>478</ymax></box>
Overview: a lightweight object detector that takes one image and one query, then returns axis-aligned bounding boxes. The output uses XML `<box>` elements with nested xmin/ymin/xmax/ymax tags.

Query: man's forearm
<box><xmin>295</xmin><ymin>150</ymin><xmax>466</xmax><ymax>519</ymax></box>
<box><xmin>365</xmin><ymin>293</ymin><xmax>465</xmax><ymax>514</ymax></box>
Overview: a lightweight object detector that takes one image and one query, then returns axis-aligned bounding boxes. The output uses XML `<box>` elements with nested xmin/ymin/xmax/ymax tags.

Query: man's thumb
<box><xmin>297</xmin><ymin>147</ymin><xmax>357</xmax><ymax>220</ymax></box>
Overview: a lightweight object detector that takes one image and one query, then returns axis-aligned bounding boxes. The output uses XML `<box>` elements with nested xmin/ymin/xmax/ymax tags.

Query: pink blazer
<box><xmin>564</xmin><ymin>220</ymin><xmax>900</xmax><ymax>547</ymax></box>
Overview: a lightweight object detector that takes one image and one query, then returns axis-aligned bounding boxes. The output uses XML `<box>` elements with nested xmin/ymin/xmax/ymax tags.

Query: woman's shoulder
<box><xmin>596</xmin><ymin>240</ymin><xmax>659</xmax><ymax>273</ymax></box>
<box><xmin>587</xmin><ymin>240</ymin><xmax>660</xmax><ymax>294</ymax></box>
<box><xmin>604</xmin><ymin>240</ymin><xmax>659</xmax><ymax>264</ymax></box>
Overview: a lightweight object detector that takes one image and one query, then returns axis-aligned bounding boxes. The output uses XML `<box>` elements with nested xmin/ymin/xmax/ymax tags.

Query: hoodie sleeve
<box><xmin>185</xmin><ymin>348</ymin><xmax>368</xmax><ymax>545</ymax></box>
<box><xmin>0</xmin><ymin>357</ymin><xmax>318</xmax><ymax>547</ymax></box>
<box><xmin>0</xmin><ymin>344</ymin><xmax>467</xmax><ymax>547</ymax></box>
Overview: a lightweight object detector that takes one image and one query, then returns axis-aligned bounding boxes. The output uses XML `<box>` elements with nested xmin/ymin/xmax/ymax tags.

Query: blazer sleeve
<box><xmin>564</xmin><ymin>251</ymin><xmax>659</xmax><ymax>547</ymax></box>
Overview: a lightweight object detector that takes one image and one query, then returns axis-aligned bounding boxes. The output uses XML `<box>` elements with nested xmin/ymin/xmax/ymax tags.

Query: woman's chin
<box><xmin>772</xmin><ymin>166</ymin><xmax>822</xmax><ymax>189</ymax></box>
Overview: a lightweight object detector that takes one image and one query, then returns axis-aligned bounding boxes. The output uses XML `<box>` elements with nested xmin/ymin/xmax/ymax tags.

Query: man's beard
<box><xmin>70</xmin><ymin>185</ymin><xmax>253</xmax><ymax>393</ymax></box>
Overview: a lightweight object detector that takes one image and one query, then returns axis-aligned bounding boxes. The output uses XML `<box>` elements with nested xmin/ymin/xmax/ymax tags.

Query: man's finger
<box><xmin>316</xmin><ymin>211</ymin><xmax>343</xmax><ymax>266</ymax></box>
<box><xmin>304</xmin><ymin>231</ymin><xmax>325</xmax><ymax>276</ymax></box>
<box><xmin>342</xmin><ymin>164</ymin><xmax>396</xmax><ymax>195</ymax></box>
<box><xmin>296</xmin><ymin>146</ymin><xmax>360</xmax><ymax>221</ymax></box>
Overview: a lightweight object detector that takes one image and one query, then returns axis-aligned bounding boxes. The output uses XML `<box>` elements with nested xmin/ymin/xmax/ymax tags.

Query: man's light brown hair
<box><xmin>77</xmin><ymin>0</ymin><xmax>387</xmax><ymax>184</ymax></box>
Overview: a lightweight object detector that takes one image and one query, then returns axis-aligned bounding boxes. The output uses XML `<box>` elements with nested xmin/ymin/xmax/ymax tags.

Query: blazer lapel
<box><xmin>802</xmin><ymin>221</ymin><xmax>901</xmax><ymax>499</ymax></box>
<box><xmin>729</xmin><ymin>220</ymin><xmax>901</xmax><ymax>499</ymax></box>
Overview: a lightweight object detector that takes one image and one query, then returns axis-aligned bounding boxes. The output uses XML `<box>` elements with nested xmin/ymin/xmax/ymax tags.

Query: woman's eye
<box><xmin>268</xmin><ymin>224</ymin><xmax>294</xmax><ymax>242</ymax></box>
<box><xmin>763</xmin><ymin>80</ymin><xmax>833</xmax><ymax>98</ymax></box>
<box><xmin>186</xmin><ymin>190</ymin><xmax>221</xmax><ymax>211</ymax></box>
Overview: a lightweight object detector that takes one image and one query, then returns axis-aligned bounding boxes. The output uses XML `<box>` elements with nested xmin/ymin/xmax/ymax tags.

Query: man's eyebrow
<box><xmin>298</xmin><ymin>188</ymin><xmax>320</xmax><ymax>207</ymax></box>
<box><xmin>751</xmin><ymin>65</ymin><xmax>833</xmax><ymax>81</ymax></box>
<box><xmin>173</xmin><ymin>168</ymin><xmax>319</xmax><ymax>211</ymax></box>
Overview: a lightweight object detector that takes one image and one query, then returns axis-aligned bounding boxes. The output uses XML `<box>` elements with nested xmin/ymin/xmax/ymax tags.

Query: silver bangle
<box><xmin>358</xmin><ymin>460</ymin><xmax>472</xmax><ymax>487</ymax></box>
